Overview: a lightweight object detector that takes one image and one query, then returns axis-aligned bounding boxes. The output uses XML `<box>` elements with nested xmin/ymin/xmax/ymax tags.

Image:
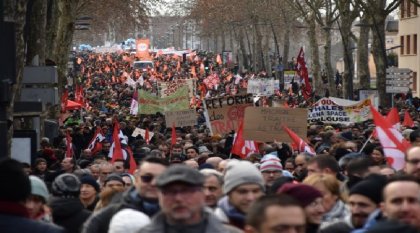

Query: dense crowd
<box><xmin>1</xmin><ymin>50</ymin><xmax>420</xmax><ymax>233</ymax></box>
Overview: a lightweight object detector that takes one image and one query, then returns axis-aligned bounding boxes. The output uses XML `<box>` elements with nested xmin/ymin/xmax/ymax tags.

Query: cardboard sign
<box><xmin>138</xmin><ymin>86</ymin><xmax>190</xmax><ymax>114</ymax></box>
<box><xmin>243</xmin><ymin>107</ymin><xmax>307</xmax><ymax>142</ymax></box>
<box><xmin>165</xmin><ymin>109</ymin><xmax>197</xmax><ymax>128</ymax></box>
<box><xmin>207</xmin><ymin>103</ymin><xmax>252</xmax><ymax>135</ymax></box>
<box><xmin>247</xmin><ymin>79</ymin><xmax>279</xmax><ymax>95</ymax></box>
<box><xmin>158</xmin><ymin>79</ymin><xmax>195</xmax><ymax>98</ymax></box>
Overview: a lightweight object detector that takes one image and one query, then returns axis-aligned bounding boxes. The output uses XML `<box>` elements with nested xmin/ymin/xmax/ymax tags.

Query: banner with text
<box><xmin>204</xmin><ymin>94</ymin><xmax>253</xmax><ymax>135</ymax></box>
<box><xmin>138</xmin><ymin>86</ymin><xmax>190</xmax><ymax>114</ymax></box>
<box><xmin>158</xmin><ymin>79</ymin><xmax>195</xmax><ymax>98</ymax></box>
<box><xmin>308</xmin><ymin>97</ymin><xmax>372</xmax><ymax>125</ymax></box>
<box><xmin>243</xmin><ymin>107</ymin><xmax>308</xmax><ymax>142</ymax></box>
<box><xmin>165</xmin><ymin>109</ymin><xmax>197</xmax><ymax>128</ymax></box>
<box><xmin>247</xmin><ymin>79</ymin><xmax>279</xmax><ymax>96</ymax></box>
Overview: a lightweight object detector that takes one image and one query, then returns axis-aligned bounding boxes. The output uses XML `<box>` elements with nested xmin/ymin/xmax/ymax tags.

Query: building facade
<box><xmin>398</xmin><ymin>0</ymin><xmax>419</xmax><ymax>96</ymax></box>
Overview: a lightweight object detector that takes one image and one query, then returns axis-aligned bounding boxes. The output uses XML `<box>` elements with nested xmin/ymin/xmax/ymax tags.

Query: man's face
<box><xmin>294</xmin><ymin>156</ymin><xmax>307</xmax><ymax>175</ymax></box>
<box><xmin>251</xmin><ymin>206</ymin><xmax>306</xmax><ymax>233</ymax></box>
<box><xmin>61</xmin><ymin>158</ymin><xmax>73</xmax><ymax>172</ymax></box>
<box><xmin>405</xmin><ymin>147</ymin><xmax>420</xmax><ymax>178</ymax></box>
<box><xmin>228</xmin><ymin>184</ymin><xmax>264</xmax><ymax>214</ymax></box>
<box><xmin>172</xmin><ymin>147</ymin><xmax>182</xmax><ymax>156</ymax></box>
<box><xmin>348</xmin><ymin>194</ymin><xmax>378</xmax><ymax>228</ymax></box>
<box><xmin>186</xmin><ymin>149</ymin><xmax>198</xmax><ymax>159</ymax></box>
<box><xmin>159</xmin><ymin>182</ymin><xmax>205</xmax><ymax>224</ymax></box>
<box><xmin>113</xmin><ymin>161</ymin><xmax>125</xmax><ymax>174</ymax></box>
<box><xmin>99</xmin><ymin>165</ymin><xmax>113</xmax><ymax>182</ymax></box>
<box><xmin>122</xmin><ymin>176</ymin><xmax>133</xmax><ymax>190</ymax></box>
<box><xmin>261</xmin><ymin>170</ymin><xmax>282</xmax><ymax>187</ymax></box>
<box><xmin>203</xmin><ymin>175</ymin><xmax>223</xmax><ymax>208</ymax></box>
<box><xmin>80</xmin><ymin>184</ymin><xmax>97</xmax><ymax>199</ymax></box>
<box><xmin>306</xmin><ymin>162</ymin><xmax>322</xmax><ymax>177</ymax></box>
<box><xmin>90</xmin><ymin>166</ymin><xmax>100</xmax><ymax>180</ymax></box>
<box><xmin>102</xmin><ymin>143</ymin><xmax>111</xmax><ymax>153</ymax></box>
<box><xmin>381</xmin><ymin>181</ymin><xmax>420</xmax><ymax>227</ymax></box>
<box><xmin>136</xmin><ymin>162</ymin><xmax>167</xmax><ymax>199</ymax></box>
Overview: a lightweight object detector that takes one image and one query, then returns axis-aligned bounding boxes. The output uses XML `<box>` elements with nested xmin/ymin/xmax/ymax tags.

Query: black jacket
<box><xmin>0</xmin><ymin>214</ymin><xmax>65</xmax><ymax>233</ymax></box>
<box><xmin>49</xmin><ymin>197</ymin><xmax>91</xmax><ymax>233</ymax></box>
<box><xmin>82</xmin><ymin>186</ymin><xmax>160</xmax><ymax>233</ymax></box>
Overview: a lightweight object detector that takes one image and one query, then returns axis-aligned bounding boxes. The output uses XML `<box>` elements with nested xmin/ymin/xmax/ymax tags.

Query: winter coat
<box><xmin>82</xmin><ymin>186</ymin><xmax>160</xmax><ymax>233</ymax></box>
<box><xmin>49</xmin><ymin>197</ymin><xmax>91</xmax><ymax>233</ymax></box>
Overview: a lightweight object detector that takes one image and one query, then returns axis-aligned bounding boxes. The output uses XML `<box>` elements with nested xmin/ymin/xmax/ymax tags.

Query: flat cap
<box><xmin>156</xmin><ymin>164</ymin><xmax>204</xmax><ymax>188</ymax></box>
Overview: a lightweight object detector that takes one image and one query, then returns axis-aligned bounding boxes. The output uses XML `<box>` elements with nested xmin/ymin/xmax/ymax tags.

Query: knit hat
<box><xmin>349</xmin><ymin>174</ymin><xmax>388</xmax><ymax>204</ymax></box>
<box><xmin>52</xmin><ymin>173</ymin><xmax>81</xmax><ymax>197</ymax></box>
<box><xmin>108</xmin><ymin>209</ymin><xmax>151</xmax><ymax>233</ymax></box>
<box><xmin>277</xmin><ymin>183</ymin><xmax>323</xmax><ymax>207</ymax></box>
<box><xmin>260</xmin><ymin>160</ymin><xmax>283</xmax><ymax>172</ymax></box>
<box><xmin>223</xmin><ymin>160</ymin><xmax>265</xmax><ymax>194</ymax></box>
<box><xmin>29</xmin><ymin>175</ymin><xmax>49</xmax><ymax>202</ymax></box>
<box><xmin>104</xmin><ymin>173</ymin><xmax>125</xmax><ymax>187</ymax></box>
<box><xmin>80</xmin><ymin>174</ymin><xmax>100</xmax><ymax>193</ymax></box>
<box><xmin>260</xmin><ymin>154</ymin><xmax>281</xmax><ymax>163</ymax></box>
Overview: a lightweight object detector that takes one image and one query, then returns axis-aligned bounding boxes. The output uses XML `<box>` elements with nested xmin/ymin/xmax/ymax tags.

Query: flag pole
<box><xmin>359</xmin><ymin>133</ymin><xmax>373</xmax><ymax>153</ymax></box>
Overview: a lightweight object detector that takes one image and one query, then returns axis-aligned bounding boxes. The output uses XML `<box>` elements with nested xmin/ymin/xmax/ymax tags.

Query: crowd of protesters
<box><xmin>1</xmin><ymin>50</ymin><xmax>420</xmax><ymax>233</ymax></box>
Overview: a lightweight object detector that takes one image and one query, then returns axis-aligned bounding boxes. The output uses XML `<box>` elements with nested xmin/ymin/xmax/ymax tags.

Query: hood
<box><xmin>49</xmin><ymin>197</ymin><xmax>84</xmax><ymax>218</ymax></box>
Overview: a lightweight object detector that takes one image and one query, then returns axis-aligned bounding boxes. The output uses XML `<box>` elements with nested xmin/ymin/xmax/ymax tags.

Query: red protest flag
<box><xmin>176</xmin><ymin>61</ymin><xmax>181</xmax><ymax>71</ymax></box>
<box><xmin>231</xmin><ymin>119</ymin><xmax>259</xmax><ymax>158</ymax></box>
<box><xmin>65</xmin><ymin>131</ymin><xmax>73</xmax><ymax>158</ymax></box>
<box><xmin>171</xmin><ymin>123</ymin><xmax>177</xmax><ymax>146</ymax></box>
<box><xmin>283</xmin><ymin>125</ymin><xmax>315</xmax><ymax>156</ymax></box>
<box><xmin>191</xmin><ymin>65</ymin><xmax>197</xmax><ymax>78</ymax></box>
<box><xmin>216</xmin><ymin>54</ymin><xmax>222</xmax><ymax>65</ymax></box>
<box><xmin>200</xmin><ymin>62</ymin><xmax>205</xmax><ymax>75</ymax></box>
<box><xmin>370</xmin><ymin>105</ymin><xmax>411</xmax><ymax>170</ymax></box>
<box><xmin>61</xmin><ymin>89</ymin><xmax>68</xmax><ymax>113</ymax></box>
<box><xmin>111</xmin><ymin>120</ymin><xmax>124</xmax><ymax>162</ymax></box>
<box><xmin>126</xmin><ymin>146</ymin><xmax>137</xmax><ymax>174</ymax></box>
<box><xmin>386</xmin><ymin>107</ymin><xmax>400</xmax><ymax>128</ymax></box>
<box><xmin>402</xmin><ymin>110</ymin><xmax>414</xmax><ymax>127</ymax></box>
<box><xmin>296</xmin><ymin>47</ymin><xmax>312</xmax><ymax>100</ymax></box>
<box><xmin>87</xmin><ymin>127</ymin><xmax>105</xmax><ymax>155</ymax></box>
<box><xmin>145</xmin><ymin>128</ymin><xmax>150</xmax><ymax>145</ymax></box>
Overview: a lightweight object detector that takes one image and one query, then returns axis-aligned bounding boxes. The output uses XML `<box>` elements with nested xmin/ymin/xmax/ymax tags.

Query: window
<box><xmin>407</xmin><ymin>0</ymin><xmax>411</xmax><ymax>17</ymax></box>
<box><xmin>407</xmin><ymin>35</ymin><xmax>411</xmax><ymax>54</ymax></box>
<box><xmin>414</xmin><ymin>3</ymin><xmax>418</xmax><ymax>16</ymax></box>
<box><xmin>413</xmin><ymin>72</ymin><xmax>417</xmax><ymax>92</ymax></box>
<box><xmin>401</xmin><ymin>35</ymin><xmax>405</xmax><ymax>55</ymax></box>
<box><xmin>401</xmin><ymin>0</ymin><xmax>406</xmax><ymax>18</ymax></box>
<box><xmin>414</xmin><ymin>34</ymin><xmax>418</xmax><ymax>55</ymax></box>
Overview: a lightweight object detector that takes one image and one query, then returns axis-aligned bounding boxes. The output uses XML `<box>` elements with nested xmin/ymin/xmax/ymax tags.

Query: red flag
<box><xmin>171</xmin><ymin>123</ymin><xmax>177</xmax><ymax>146</ymax></box>
<box><xmin>87</xmin><ymin>127</ymin><xmax>105</xmax><ymax>155</ymax></box>
<box><xmin>231</xmin><ymin>120</ymin><xmax>259</xmax><ymax>158</ymax></box>
<box><xmin>386</xmin><ymin>107</ymin><xmax>400</xmax><ymax>129</ymax></box>
<box><xmin>296</xmin><ymin>47</ymin><xmax>312</xmax><ymax>99</ymax></box>
<box><xmin>216</xmin><ymin>54</ymin><xmax>222</xmax><ymax>65</ymax></box>
<box><xmin>283</xmin><ymin>126</ymin><xmax>315</xmax><ymax>156</ymax></box>
<box><xmin>370</xmin><ymin>105</ymin><xmax>411</xmax><ymax>170</ymax></box>
<box><xmin>200</xmin><ymin>63</ymin><xmax>205</xmax><ymax>75</ymax></box>
<box><xmin>402</xmin><ymin>110</ymin><xmax>414</xmax><ymax>127</ymax></box>
<box><xmin>61</xmin><ymin>89</ymin><xmax>68</xmax><ymax>113</ymax></box>
<box><xmin>111</xmin><ymin>120</ymin><xmax>124</xmax><ymax>162</ymax></box>
<box><xmin>130</xmin><ymin>89</ymin><xmax>139</xmax><ymax>115</ymax></box>
<box><xmin>145</xmin><ymin>128</ymin><xmax>150</xmax><ymax>145</ymax></box>
<box><xmin>126</xmin><ymin>146</ymin><xmax>137</xmax><ymax>174</ymax></box>
<box><xmin>65</xmin><ymin>131</ymin><xmax>72</xmax><ymax>158</ymax></box>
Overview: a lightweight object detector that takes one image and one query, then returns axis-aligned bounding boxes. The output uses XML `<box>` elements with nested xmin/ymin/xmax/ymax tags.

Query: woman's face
<box><xmin>80</xmin><ymin>184</ymin><xmax>97</xmax><ymax>200</ymax></box>
<box><xmin>313</xmin><ymin>182</ymin><xmax>338</xmax><ymax>213</ymax></box>
<box><xmin>36</xmin><ymin>162</ymin><xmax>47</xmax><ymax>172</ymax></box>
<box><xmin>371</xmin><ymin>149</ymin><xmax>384</xmax><ymax>163</ymax></box>
<box><xmin>26</xmin><ymin>195</ymin><xmax>44</xmax><ymax>219</ymax></box>
<box><xmin>305</xmin><ymin>197</ymin><xmax>326</xmax><ymax>224</ymax></box>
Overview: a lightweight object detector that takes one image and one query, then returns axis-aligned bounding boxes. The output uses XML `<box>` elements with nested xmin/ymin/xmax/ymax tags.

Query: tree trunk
<box><xmin>255</xmin><ymin>23</ymin><xmax>264</xmax><ymax>71</ymax></box>
<box><xmin>45</xmin><ymin>0</ymin><xmax>59</xmax><ymax>61</ymax></box>
<box><xmin>307</xmin><ymin>17</ymin><xmax>322</xmax><ymax>93</ymax></box>
<box><xmin>324</xmin><ymin>27</ymin><xmax>336</xmax><ymax>97</ymax></box>
<box><xmin>238</xmin><ymin>28</ymin><xmax>249</xmax><ymax>70</ymax></box>
<box><xmin>357</xmin><ymin>16</ymin><xmax>371</xmax><ymax>89</ymax></box>
<box><xmin>370</xmin><ymin>16</ymin><xmax>388</xmax><ymax>106</ymax></box>
<box><xmin>245</xmin><ymin>28</ymin><xmax>253</xmax><ymax>71</ymax></box>
<box><xmin>26</xmin><ymin>0</ymin><xmax>47</xmax><ymax>66</ymax></box>
<box><xmin>4</xmin><ymin>0</ymin><xmax>27</xmax><ymax>157</ymax></box>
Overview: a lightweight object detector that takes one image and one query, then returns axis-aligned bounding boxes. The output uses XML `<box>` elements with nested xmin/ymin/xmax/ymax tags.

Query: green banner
<box><xmin>138</xmin><ymin>86</ymin><xmax>190</xmax><ymax>114</ymax></box>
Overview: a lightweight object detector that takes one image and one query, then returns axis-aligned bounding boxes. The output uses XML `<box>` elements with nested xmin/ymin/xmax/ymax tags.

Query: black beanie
<box><xmin>349</xmin><ymin>174</ymin><xmax>388</xmax><ymax>204</ymax></box>
<box><xmin>80</xmin><ymin>174</ymin><xmax>100</xmax><ymax>192</ymax></box>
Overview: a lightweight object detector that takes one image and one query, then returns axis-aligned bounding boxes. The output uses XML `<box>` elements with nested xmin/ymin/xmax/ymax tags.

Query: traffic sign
<box><xmin>386</xmin><ymin>86</ymin><xmax>409</xmax><ymax>93</ymax></box>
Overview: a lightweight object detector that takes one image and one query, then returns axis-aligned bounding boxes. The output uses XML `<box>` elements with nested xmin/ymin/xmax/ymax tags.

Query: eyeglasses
<box><xmin>161</xmin><ymin>186</ymin><xmax>202</xmax><ymax>197</ymax></box>
<box><xmin>406</xmin><ymin>158</ymin><xmax>420</xmax><ymax>165</ymax></box>
<box><xmin>140</xmin><ymin>175</ymin><xmax>154</xmax><ymax>183</ymax></box>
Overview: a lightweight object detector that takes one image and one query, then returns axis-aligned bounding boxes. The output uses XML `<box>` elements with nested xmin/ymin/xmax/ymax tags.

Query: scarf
<box><xmin>0</xmin><ymin>201</ymin><xmax>29</xmax><ymax>218</ymax></box>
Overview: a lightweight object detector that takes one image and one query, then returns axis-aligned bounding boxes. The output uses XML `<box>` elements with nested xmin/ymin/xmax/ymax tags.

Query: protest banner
<box><xmin>138</xmin><ymin>86</ymin><xmax>190</xmax><ymax>114</ymax></box>
<box><xmin>204</xmin><ymin>93</ymin><xmax>253</xmax><ymax>135</ymax></box>
<box><xmin>165</xmin><ymin>109</ymin><xmax>197</xmax><ymax>128</ymax></box>
<box><xmin>132</xmin><ymin>127</ymin><xmax>155</xmax><ymax>139</ymax></box>
<box><xmin>308</xmin><ymin>97</ymin><xmax>372</xmax><ymax>125</ymax></box>
<box><xmin>243</xmin><ymin>107</ymin><xmax>308</xmax><ymax>142</ymax></box>
<box><xmin>158</xmin><ymin>78</ymin><xmax>195</xmax><ymax>98</ymax></box>
<box><xmin>247</xmin><ymin>79</ymin><xmax>279</xmax><ymax>96</ymax></box>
